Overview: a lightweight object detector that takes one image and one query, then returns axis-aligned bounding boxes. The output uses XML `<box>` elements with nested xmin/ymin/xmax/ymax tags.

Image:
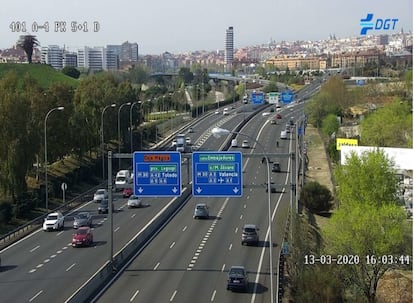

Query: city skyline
<box><xmin>1</xmin><ymin>0</ymin><xmax>412</xmax><ymax>55</ymax></box>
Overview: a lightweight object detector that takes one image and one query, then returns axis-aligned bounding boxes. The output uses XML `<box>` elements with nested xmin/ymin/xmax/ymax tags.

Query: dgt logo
<box><xmin>360</xmin><ymin>13</ymin><xmax>399</xmax><ymax>35</ymax></box>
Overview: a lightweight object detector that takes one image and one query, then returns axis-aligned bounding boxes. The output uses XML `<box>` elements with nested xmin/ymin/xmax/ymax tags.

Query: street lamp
<box><xmin>130</xmin><ymin>100</ymin><xmax>141</xmax><ymax>153</ymax></box>
<box><xmin>211</xmin><ymin>127</ymin><xmax>275</xmax><ymax>303</ymax></box>
<box><xmin>118</xmin><ymin>102</ymin><xmax>131</xmax><ymax>169</ymax></box>
<box><xmin>44</xmin><ymin>106</ymin><xmax>64</xmax><ymax>213</ymax></box>
<box><xmin>101</xmin><ymin>103</ymin><xmax>116</xmax><ymax>180</ymax></box>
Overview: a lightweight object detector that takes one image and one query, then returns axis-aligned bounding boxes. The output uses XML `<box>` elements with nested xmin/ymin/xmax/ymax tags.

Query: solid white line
<box><xmin>66</xmin><ymin>263</ymin><xmax>76</xmax><ymax>272</ymax></box>
<box><xmin>30</xmin><ymin>245</ymin><xmax>40</xmax><ymax>253</ymax></box>
<box><xmin>130</xmin><ymin>289</ymin><xmax>139</xmax><ymax>302</ymax></box>
<box><xmin>170</xmin><ymin>290</ymin><xmax>177</xmax><ymax>301</ymax></box>
<box><xmin>29</xmin><ymin>290</ymin><xmax>43</xmax><ymax>302</ymax></box>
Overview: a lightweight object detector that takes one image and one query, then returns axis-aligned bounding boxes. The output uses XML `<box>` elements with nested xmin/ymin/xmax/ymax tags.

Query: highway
<box><xmin>0</xmin><ymin>96</ymin><xmax>308</xmax><ymax>303</ymax></box>
<box><xmin>94</xmin><ymin>103</ymin><xmax>304</xmax><ymax>302</ymax></box>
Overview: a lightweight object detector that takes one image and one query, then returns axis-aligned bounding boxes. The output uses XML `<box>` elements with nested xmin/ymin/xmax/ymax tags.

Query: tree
<box><xmin>360</xmin><ymin>100</ymin><xmax>412</xmax><ymax>148</ymax></box>
<box><xmin>324</xmin><ymin>150</ymin><xmax>410</xmax><ymax>302</ymax></box>
<box><xmin>17</xmin><ymin>35</ymin><xmax>39</xmax><ymax>63</ymax></box>
<box><xmin>300</xmin><ymin>181</ymin><xmax>333</xmax><ymax>213</ymax></box>
<box><xmin>321</xmin><ymin>113</ymin><xmax>339</xmax><ymax>137</ymax></box>
<box><xmin>62</xmin><ymin>66</ymin><xmax>80</xmax><ymax>79</ymax></box>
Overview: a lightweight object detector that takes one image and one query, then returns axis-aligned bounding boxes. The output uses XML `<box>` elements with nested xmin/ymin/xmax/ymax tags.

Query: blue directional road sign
<box><xmin>250</xmin><ymin>91</ymin><xmax>264</xmax><ymax>105</ymax></box>
<box><xmin>133</xmin><ymin>151</ymin><xmax>181</xmax><ymax>197</ymax></box>
<box><xmin>192</xmin><ymin>151</ymin><xmax>243</xmax><ymax>197</ymax></box>
<box><xmin>280</xmin><ymin>90</ymin><xmax>294</xmax><ymax>104</ymax></box>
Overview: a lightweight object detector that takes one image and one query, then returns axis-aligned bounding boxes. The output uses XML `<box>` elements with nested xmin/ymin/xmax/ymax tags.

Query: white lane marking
<box><xmin>182</xmin><ymin>226</ymin><xmax>187</xmax><ymax>232</ymax></box>
<box><xmin>221</xmin><ymin>264</ymin><xmax>225</xmax><ymax>272</ymax></box>
<box><xmin>44</xmin><ymin>259</ymin><xmax>50</xmax><ymax>263</ymax></box>
<box><xmin>30</xmin><ymin>245</ymin><xmax>40</xmax><ymax>253</ymax></box>
<box><xmin>211</xmin><ymin>290</ymin><xmax>216</xmax><ymax>302</ymax></box>
<box><xmin>130</xmin><ymin>289</ymin><xmax>140</xmax><ymax>302</ymax></box>
<box><xmin>57</xmin><ymin>231</ymin><xmax>64</xmax><ymax>236</ymax></box>
<box><xmin>36</xmin><ymin>264</ymin><xmax>43</xmax><ymax>268</ymax></box>
<box><xmin>56</xmin><ymin>250</ymin><xmax>63</xmax><ymax>254</ymax></box>
<box><xmin>235</xmin><ymin>227</ymin><xmax>238</xmax><ymax>234</ymax></box>
<box><xmin>29</xmin><ymin>290</ymin><xmax>43</xmax><ymax>302</ymax></box>
<box><xmin>66</xmin><ymin>263</ymin><xmax>76</xmax><ymax>272</ymax></box>
<box><xmin>170</xmin><ymin>290</ymin><xmax>177</xmax><ymax>302</ymax></box>
<box><xmin>29</xmin><ymin>269</ymin><xmax>36</xmax><ymax>273</ymax></box>
<box><xmin>153</xmin><ymin>262</ymin><xmax>160</xmax><ymax>271</ymax></box>
<box><xmin>114</xmin><ymin>227</ymin><xmax>120</xmax><ymax>232</ymax></box>
<box><xmin>131</xmin><ymin>214</ymin><xmax>136</xmax><ymax>218</ymax></box>
<box><xmin>228</xmin><ymin>243</ymin><xmax>232</xmax><ymax>251</ymax></box>
<box><xmin>240</xmin><ymin>215</ymin><xmax>243</xmax><ymax>220</ymax></box>
<box><xmin>170</xmin><ymin>242</ymin><xmax>175</xmax><ymax>249</ymax></box>
<box><xmin>50</xmin><ymin>254</ymin><xmax>57</xmax><ymax>258</ymax></box>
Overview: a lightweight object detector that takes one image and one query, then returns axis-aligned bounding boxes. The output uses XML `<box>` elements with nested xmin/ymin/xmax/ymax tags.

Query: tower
<box><xmin>224</xmin><ymin>26</ymin><xmax>234</xmax><ymax>72</ymax></box>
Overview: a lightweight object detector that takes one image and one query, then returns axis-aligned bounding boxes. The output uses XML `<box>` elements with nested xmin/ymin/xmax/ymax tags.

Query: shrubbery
<box><xmin>300</xmin><ymin>181</ymin><xmax>333</xmax><ymax>213</ymax></box>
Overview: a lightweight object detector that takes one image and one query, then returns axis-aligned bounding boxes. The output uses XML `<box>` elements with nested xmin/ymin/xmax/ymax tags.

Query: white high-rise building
<box><xmin>225</xmin><ymin>26</ymin><xmax>234</xmax><ymax>72</ymax></box>
<box><xmin>41</xmin><ymin>45</ymin><xmax>63</xmax><ymax>69</ymax></box>
<box><xmin>77</xmin><ymin>46</ymin><xmax>118</xmax><ymax>72</ymax></box>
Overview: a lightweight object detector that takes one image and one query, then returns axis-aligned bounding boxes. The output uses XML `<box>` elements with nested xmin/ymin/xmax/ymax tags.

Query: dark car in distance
<box><xmin>272</xmin><ymin>162</ymin><xmax>281</xmax><ymax>173</ymax></box>
<box><xmin>73</xmin><ymin>212</ymin><xmax>92</xmax><ymax>229</ymax></box>
<box><xmin>72</xmin><ymin>227</ymin><xmax>93</xmax><ymax>247</ymax></box>
<box><xmin>227</xmin><ymin>266</ymin><xmax>249</xmax><ymax>292</ymax></box>
<box><xmin>98</xmin><ymin>199</ymin><xmax>114</xmax><ymax>214</ymax></box>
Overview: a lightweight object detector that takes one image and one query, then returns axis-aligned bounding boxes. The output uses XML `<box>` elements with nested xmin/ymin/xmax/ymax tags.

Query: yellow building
<box><xmin>265</xmin><ymin>55</ymin><xmax>327</xmax><ymax>71</ymax></box>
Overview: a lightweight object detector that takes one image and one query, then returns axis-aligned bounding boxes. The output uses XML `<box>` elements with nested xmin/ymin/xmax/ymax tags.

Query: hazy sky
<box><xmin>1</xmin><ymin>0</ymin><xmax>412</xmax><ymax>55</ymax></box>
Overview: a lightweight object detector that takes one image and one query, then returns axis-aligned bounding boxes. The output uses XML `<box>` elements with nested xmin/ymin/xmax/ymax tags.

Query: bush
<box><xmin>0</xmin><ymin>200</ymin><xmax>13</xmax><ymax>225</ymax></box>
<box><xmin>300</xmin><ymin>181</ymin><xmax>334</xmax><ymax>213</ymax></box>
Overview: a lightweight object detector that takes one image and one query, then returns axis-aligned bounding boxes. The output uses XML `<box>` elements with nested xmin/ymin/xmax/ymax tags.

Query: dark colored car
<box><xmin>241</xmin><ymin>224</ymin><xmax>259</xmax><ymax>246</ymax></box>
<box><xmin>72</xmin><ymin>227</ymin><xmax>93</xmax><ymax>247</ymax></box>
<box><xmin>98</xmin><ymin>199</ymin><xmax>114</xmax><ymax>214</ymax></box>
<box><xmin>73</xmin><ymin>212</ymin><xmax>92</xmax><ymax>229</ymax></box>
<box><xmin>227</xmin><ymin>266</ymin><xmax>249</xmax><ymax>292</ymax></box>
<box><xmin>123</xmin><ymin>187</ymin><xmax>133</xmax><ymax>198</ymax></box>
<box><xmin>265</xmin><ymin>182</ymin><xmax>277</xmax><ymax>193</ymax></box>
<box><xmin>272</xmin><ymin>162</ymin><xmax>281</xmax><ymax>173</ymax></box>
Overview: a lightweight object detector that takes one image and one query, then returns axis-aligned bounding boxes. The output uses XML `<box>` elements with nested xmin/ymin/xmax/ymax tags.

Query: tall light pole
<box><xmin>101</xmin><ymin>103</ymin><xmax>116</xmax><ymax>180</ymax></box>
<box><xmin>44</xmin><ymin>106</ymin><xmax>64</xmax><ymax>213</ymax></box>
<box><xmin>130</xmin><ymin>100</ymin><xmax>141</xmax><ymax>153</ymax></box>
<box><xmin>211</xmin><ymin>127</ymin><xmax>275</xmax><ymax>303</ymax></box>
<box><xmin>117</xmin><ymin>102</ymin><xmax>131</xmax><ymax>169</ymax></box>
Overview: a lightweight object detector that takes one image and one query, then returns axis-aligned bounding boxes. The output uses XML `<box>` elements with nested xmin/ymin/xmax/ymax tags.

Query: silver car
<box><xmin>193</xmin><ymin>203</ymin><xmax>209</xmax><ymax>219</ymax></box>
<box><xmin>73</xmin><ymin>212</ymin><xmax>92</xmax><ymax>229</ymax></box>
<box><xmin>127</xmin><ymin>195</ymin><xmax>143</xmax><ymax>208</ymax></box>
<box><xmin>241</xmin><ymin>224</ymin><xmax>259</xmax><ymax>246</ymax></box>
<box><xmin>93</xmin><ymin>189</ymin><xmax>108</xmax><ymax>202</ymax></box>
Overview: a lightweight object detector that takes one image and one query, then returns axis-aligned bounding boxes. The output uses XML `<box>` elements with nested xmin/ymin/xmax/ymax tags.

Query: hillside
<box><xmin>0</xmin><ymin>63</ymin><xmax>78</xmax><ymax>89</ymax></box>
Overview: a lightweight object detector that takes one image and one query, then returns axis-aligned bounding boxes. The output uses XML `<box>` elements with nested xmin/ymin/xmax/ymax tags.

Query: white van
<box><xmin>231</xmin><ymin>139</ymin><xmax>238</xmax><ymax>147</ymax></box>
<box><xmin>280</xmin><ymin>130</ymin><xmax>288</xmax><ymax>140</ymax></box>
<box><xmin>115</xmin><ymin>170</ymin><xmax>131</xmax><ymax>190</ymax></box>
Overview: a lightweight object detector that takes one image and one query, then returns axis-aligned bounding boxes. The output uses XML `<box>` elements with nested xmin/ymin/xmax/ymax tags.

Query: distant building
<box><xmin>63</xmin><ymin>51</ymin><xmax>77</xmax><ymax>68</ymax></box>
<box><xmin>225</xmin><ymin>26</ymin><xmax>234</xmax><ymax>72</ymax></box>
<box><xmin>265</xmin><ymin>54</ymin><xmax>327</xmax><ymax>71</ymax></box>
<box><xmin>77</xmin><ymin>46</ymin><xmax>118</xmax><ymax>72</ymax></box>
<box><xmin>41</xmin><ymin>45</ymin><xmax>63</xmax><ymax>69</ymax></box>
<box><xmin>120</xmin><ymin>41</ymin><xmax>139</xmax><ymax>69</ymax></box>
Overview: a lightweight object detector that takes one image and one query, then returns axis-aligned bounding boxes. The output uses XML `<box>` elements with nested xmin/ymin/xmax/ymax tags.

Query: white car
<box><xmin>43</xmin><ymin>212</ymin><xmax>65</xmax><ymax>231</ymax></box>
<box><xmin>93</xmin><ymin>189</ymin><xmax>108</xmax><ymax>202</ymax></box>
<box><xmin>262</xmin><ymin>112</ymin><xmax>270</xmax><ymax>116</ymax></box>
<box><xmin>186</xmin><ymin>137</ymin><xmax>191</xmax><ymax>145</ymax></box>
<box><xmin>171</xmin><ymin>139</ymin><xmax>177</xmax><ymax>147</ymax></box>
<box><xmin>128</xmin><ymin>195</ymin><xmax>143</xmax><ymax>208</ymax></box>
<box><xmin>231</xmin><ymin>139</ymin><xmax>238</xmax><ymax>147</ymax></box>
<box><xmin>241</xmin><ymin>140</ymin><xmax>250</xmax><ymax>148</ymax></box>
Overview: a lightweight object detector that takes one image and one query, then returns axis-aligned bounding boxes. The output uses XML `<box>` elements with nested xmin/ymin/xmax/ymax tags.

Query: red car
<box><xmin>123</xmin><ymin>188</ymin><xmax>133</xmax><ymax>198</ymax></box>
<box><xmin>276</xmin><ymin>113</ymin><xmax>282</xmax><ymax>119</ymax></box>
<box><xmin>72</xmin><ymin>227</ymin><xmax>93</xmax><ymax>247</ymax></box>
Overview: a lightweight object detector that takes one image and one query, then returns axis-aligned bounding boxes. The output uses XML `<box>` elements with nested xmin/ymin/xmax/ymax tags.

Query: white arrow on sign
<box><xmin>196</xmin><ymin>187</ymin><xmax>202</xmax><ymax>194</ymax></box>
<box><xmin>138</xmin><ymin>187</ymin><xmax>144</xmax><ymax>193</ymax></box>
<box><xmin>172</xmin><ymin>187</ymin><xmax>178</xmax><ymax>193</ymax></box>
<box><xmin>233</xmin><ymin>187</ymin><xmax>239</xmax><ymax>194</ymax></box>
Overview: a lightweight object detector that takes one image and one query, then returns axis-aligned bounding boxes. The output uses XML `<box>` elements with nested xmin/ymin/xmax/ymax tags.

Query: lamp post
<box><xmin>130</xmin><ymin>100</ymin><xmax>141</xmax><ymax>153</ymax></box>
<box><xmin>211</xmin><ymin>127</ymin><xmax>275</xmax><ymax>303</ymax></box>
<box><xmin>101</xmin><ymin>103</ymin><xmax>116</xmax><ymax>180</ymax></box>
<box><xmin>44</xmin><ymin>106</ymin><xmax>64</xmax><ymax>213</ymax></box>
<box><xmin>117</xmin><ymin>102</ymin><xmax>131</xmax><ymax>169</ymax></box>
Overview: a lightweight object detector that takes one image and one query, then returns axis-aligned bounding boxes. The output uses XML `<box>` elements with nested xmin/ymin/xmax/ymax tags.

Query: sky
<box><xmin>1</xmin><ymin>0</ymin><xmax>412</xmax><ymax>55</ymax></box>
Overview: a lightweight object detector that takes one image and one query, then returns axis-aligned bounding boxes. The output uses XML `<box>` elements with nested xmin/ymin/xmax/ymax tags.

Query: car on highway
<box><xmin>72</xmin><ymin>227</ymin><xmax>93</xmax><ymax>247</ymax></box>
<box><xmin>227</xmin><ymin>265</ymin><xmax>249</xmax><ymax>292</ymax></box>
<box><xmin>272</xmin><ymin>162</ymin><xmax>281</xmax><ymax>173</ymax></box>
<box><xmin>43</xmin><ymin>212</ymin><xmax>65</xmax><ymax>231</ymax></box>
<box><xmin>122</xmin><ymin>187</ymin><xmax>133</xmax><ymax>198</ymax></box>
<box><xmin>93</xmin><ymin>188</ymin><xmax>108</xmax><ymax>203</ymax></box>
<box><xmin>187</xmin><ymin>127</ymin><xmax>193</xmax><ymax>133</ymax></box>
<box><xmin>231</xmin><ymin>138</ymin><xmax>238</xmax><ymax>147</ymax></box>
<box><xmin>280</xmin><ymin>130</ymin><xmax>287</xmax><ymax>140</ymax></box>
<box><xmin>73</xmin><ymin>212</ymin><xmax>92</xmax><ymax>229</ymax></box>
<box><xmin>241</xmin><ymin>224</ymin><xmax>259</xmax><ymax>246</ymax></box>
<box><xmin>265</xmin><ymin>182</ymin><xmax>277</xmax><ymax>193</ymax></box>
<box><xmin>241</xmin><ymin>140</ymin><xmax>249</xmax><ymax>148</ymax></box>
<box><xmin>127</xmin><ymin>195</ymin><xmax>143</xmax><ymax>208</ymax></box>
<box><xmin>262</xmin><ymin>112</ymin><xmax>270</xmax><ymax>116</ymax></box>
<box><xmin>186</xmin><ymin>137</ymin><xmax>191</xmax><ymax>145</ymax></box>
<box><xmin>98</xmin><ymin>198</ymin><xmax>114</xmax><ymax>214</ymax></box>
<box><xmin>171</xmin><ymin>139</ymin><xmax>177</xmax><ymax>147</ymax></box>
<box><xmin>193</xmin><ymin>203</ymin><xmax>209</xmax><ymax>219</ymax></box>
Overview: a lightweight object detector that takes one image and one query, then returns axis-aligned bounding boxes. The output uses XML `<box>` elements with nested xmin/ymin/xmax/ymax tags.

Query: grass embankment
<box><xmin>0</xmin><ymin>63</ymin><xmax>78</xmax><ymax>89</ymax></box>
